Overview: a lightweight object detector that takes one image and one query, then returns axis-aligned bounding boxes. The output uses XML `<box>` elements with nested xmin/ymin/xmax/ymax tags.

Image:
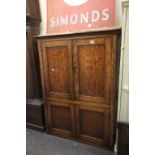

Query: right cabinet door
<box><xmin>73</xmin><ymin>36</ymin><xmax>116</xmax><ymax>104</ymax></box>
<box><xmin>75</xmin><ymin>104</ymin><xmax>110</xmax><ymax>146</ymax></box>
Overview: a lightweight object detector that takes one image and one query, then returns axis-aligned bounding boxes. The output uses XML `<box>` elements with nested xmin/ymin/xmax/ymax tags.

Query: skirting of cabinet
<box><xmin>26</xmin><ymin>123</ymin><xmax>45</xmax><ymax>131</ymax></box>
<box><xmin>26</xmin><ymin>99</ymin><xmax>45</xmax><ymax>131</ymax></box>
<box><xmin>46</xmin><ymin>131</ymin><xmax>111</xmax><ymax>150</ymax></box>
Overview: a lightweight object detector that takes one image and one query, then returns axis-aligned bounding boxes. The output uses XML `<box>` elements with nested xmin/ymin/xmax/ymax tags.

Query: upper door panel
<box><xmin>40</xmin><ymin>40</ymin><xmax>74</xmax><ymax>99</ymax></box>
<box><xmin>73</xmin><ymin>36</ymin><xmax>116</xmax><ymax>104</ymax></box>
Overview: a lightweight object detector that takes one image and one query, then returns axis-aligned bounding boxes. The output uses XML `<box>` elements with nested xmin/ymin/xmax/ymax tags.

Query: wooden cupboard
<box><xmin>37</xmin><ymin>29</ymin><xmax>121</xmax><ymax>149</ymax></box>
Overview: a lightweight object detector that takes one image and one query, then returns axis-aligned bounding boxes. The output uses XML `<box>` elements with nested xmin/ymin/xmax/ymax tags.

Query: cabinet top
<box><xmin>35</xmin><ymin>26</ymin><xmax>121</xmax><ymax>40</ymax></box>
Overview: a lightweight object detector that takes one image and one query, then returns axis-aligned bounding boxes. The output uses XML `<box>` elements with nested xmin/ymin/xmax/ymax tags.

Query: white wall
<box><xmin>39</xmin><ymin>0</ymin><xmax>122</xmax><ymax>35</ymax></box>
<box><xmin>117</xmin><ymin>0</ymin><xmax>129</xmax><ymax>123</ymax></box>
<box><xmin>115</xmin><ymin>0</ymin><xmax>122</xmax><ymax>26</ymax></box>
<box><xmin>39</xmin><ymin>0</ymin><xmax>47</xmax><ymax>35</ymax></box>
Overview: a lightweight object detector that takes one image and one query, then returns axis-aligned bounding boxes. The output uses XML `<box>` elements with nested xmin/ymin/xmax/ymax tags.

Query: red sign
<box><xmin>47</xmin><ymin>0</ymin><xmax>116</xmax><ymax>34</ymax></box>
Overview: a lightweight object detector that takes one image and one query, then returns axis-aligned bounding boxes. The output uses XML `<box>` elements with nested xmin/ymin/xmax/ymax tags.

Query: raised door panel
<box><xmin>79</xmin><ymin>44</ymin><xmax>105</xmax><ymax>98</ymax></box>
<box><xmin>75</xmin><ymin>104</ymin><xmax>110</xmax><ymax>146</ymax></box>
<box><xmin>47</xmin><ymin>100</ymin><xmax>75</xmax><ymax>138</ymax></box>
<box><xmin>73</xmin><ymin>36</ymin><xmax>116</xmax><ymax>104</ymax></box>
<box><xmin>40</xmin><ymin>40</ymin><xmax>73</xmax><ymax>99</ymax></box>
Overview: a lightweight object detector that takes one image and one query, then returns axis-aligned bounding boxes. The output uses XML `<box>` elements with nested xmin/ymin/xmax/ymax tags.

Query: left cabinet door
<box><xmin>46</xmin><ymin>100</ymin><xmax>75</xmax><ymax>138</ymax></box>
<box><xmin>39</xmin><ymin>40</ymin><xmax>74</xmax><ymax>99</ymax></box>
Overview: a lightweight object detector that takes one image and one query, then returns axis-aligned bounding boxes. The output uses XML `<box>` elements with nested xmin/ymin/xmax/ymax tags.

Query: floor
<box><xmin>26</xmin><ymin>128</ymin><xmax>114</xmax><ymax>155</ymax></box>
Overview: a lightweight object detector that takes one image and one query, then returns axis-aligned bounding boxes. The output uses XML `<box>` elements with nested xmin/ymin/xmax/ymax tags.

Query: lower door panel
<box><xmin>47</xmin><ymin>101</ymin><xmax>75</xmax><ymax>138</ymax></box>
<box><xmin>75</xmin><ymin>104</ymin><xmax>110</xmax><ymax>146</ymax></box>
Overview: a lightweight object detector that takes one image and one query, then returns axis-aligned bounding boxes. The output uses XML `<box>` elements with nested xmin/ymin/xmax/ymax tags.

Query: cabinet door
<box><xmin>75</xmin><ymin>104</ymin><xmax>110</xmax><ymax>146</ymax></box>
<box><xmin>40</xmin><ymin>40</ymin><xmax>74</xmax><ymax>99</ymax></box>
<box><xmin>46</xmin><ymin>100</ymin><xmax>75</xmax><ymax>138</ymax></box>
<box><xmin>73</xmin><ymin>36</ymin><xmax>116</xmax><ymax>104</ymax></box>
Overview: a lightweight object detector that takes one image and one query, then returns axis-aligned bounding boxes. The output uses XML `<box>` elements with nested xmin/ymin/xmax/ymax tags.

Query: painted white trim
<box><xmin>39</xmin><ymin>0</ymin><xmax>47</xmax><ymax>35</ymax></box>
<box><xmin>117</xmin><ymin>0</ymin><xmax>129</xmax><ymax>123</ymax></box>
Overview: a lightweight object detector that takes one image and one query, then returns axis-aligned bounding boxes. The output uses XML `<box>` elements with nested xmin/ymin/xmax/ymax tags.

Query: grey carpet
<box><xmin>26</xmin><ymin>128</ymin><xmax>114</xmax><ymax>155</ymax></box>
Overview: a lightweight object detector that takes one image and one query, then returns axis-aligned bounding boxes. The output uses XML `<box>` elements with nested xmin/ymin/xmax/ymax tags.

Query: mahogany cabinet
<box><xmin>37</xmin><ymin>29</ymin><xmax>121</xmax><ymax>149</ymax></box>
<box><xmin>26</xmin><ymin>0</ymin><xmax>45</xmax><ymax>131</ymax></box>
